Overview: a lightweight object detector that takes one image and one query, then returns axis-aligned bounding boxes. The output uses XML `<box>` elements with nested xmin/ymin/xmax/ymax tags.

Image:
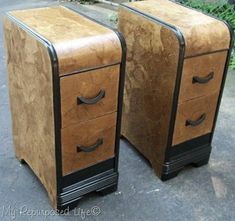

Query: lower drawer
<box><xmin>61</xmin><ymin>113</ymin><xmax>117</xmax><ymax>175</ymax></box>
<box><xmin>172</xmin><ymin>92</ymin><xmax>219</xmax><ymax>146</ymax></box>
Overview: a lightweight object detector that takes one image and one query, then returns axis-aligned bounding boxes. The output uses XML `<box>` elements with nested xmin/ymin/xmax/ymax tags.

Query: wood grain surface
<box><xmin>118</xmin><ymin>6</ymin><xmax>180</xmax><ymax>176</ymax></box>
<box><xmin>4</xmin><ymin>18</ymin><xmax>57</xmax><ymax>207</ymax></box>
<box><xmin>178</xmin><ymin>51</ymin><xmax>227</xmax><ymax>103</ymax></box>
<box><xmin>9</xmin><ymin>6</ymin><xmax>122</xmax><ymax>75</ymax></box>
<box><xmin>122</xmin><ymin>0</ymin><xmax>230</xmax><ymax>57</ymax></box>
<box><xmin>60</xmin><ymin>65</ymin><xmax>120</xmax><ymax>128</ymax></box>
<box><xmin>61</xmin><ymin>113</ymin><xmax>117</xmax><ymax>175</ymax></box>
<box><xmin>173</xmin><ymin>92</ymin><xmax>219</xmax><ymax>145</ymax></box>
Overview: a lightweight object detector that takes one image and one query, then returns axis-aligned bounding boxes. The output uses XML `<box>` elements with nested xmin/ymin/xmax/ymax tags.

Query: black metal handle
<box><xmin>77</xmin><ymin>139</ymin><xmax>103</xmax><ymax>153</ymax></box>
<box><xmin>186</xmin><ymin>113</ymin><xmax>206</xmax><ymax>127</ymax></box>
<box><xmin>77</xmin><ymin>90</ymin><xmax>105</xmax><ymax>105</ymax></box>
<box><xmin>192</xmin><ymin>72</ymin><xmax>214</xmax><ymax>84</ymax></box>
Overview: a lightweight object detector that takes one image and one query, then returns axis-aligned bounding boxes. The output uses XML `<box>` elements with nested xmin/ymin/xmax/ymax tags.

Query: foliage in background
<box><xmin>80</xmin><ymin>0</ymin><xmax>96</xmax><ymax>4</ymax></box>
<box><xmin>177</xmin><ymin>0</ymin><xmax>235</xmax><ymax>69</ymax></box>
<box><xmin>109</xmin><ymin>13</ymin><xmax>118</xmax><ymax>25</ymax></box>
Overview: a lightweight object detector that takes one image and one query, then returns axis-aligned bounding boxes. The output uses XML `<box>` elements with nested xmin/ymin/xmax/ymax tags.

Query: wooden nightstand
<box><xmin>118</xmin><ymin>0</ymin><xmax>233</xmax><ymax>180</ymax></box>
<box><xmin>4</xmin><ymin>5</ymin><xmax>126</xmax><ymax>210</ymax></box>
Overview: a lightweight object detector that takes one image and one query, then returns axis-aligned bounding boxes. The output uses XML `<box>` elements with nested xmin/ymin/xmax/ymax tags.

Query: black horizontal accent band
<box><xmin>170</xmin><ymin>133</ymin><xmax>211</xmax><ymax>158</ymax></box>
<box><xmin>58</xmin><ymin>171</ymin><xmax>118</xmax><ymax>205</ymax></box>
<box><xmin>162</xmin><ymin>143</ymin><xmax>211</xmax><ymax>175</ymax></box>
<box><xmin>62</xmin><ymin>158</ymin><xmax>115</xmax><ymax>188</ymax></box>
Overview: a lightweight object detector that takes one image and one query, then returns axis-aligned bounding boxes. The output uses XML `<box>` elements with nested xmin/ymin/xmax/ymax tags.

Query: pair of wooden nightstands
<box><xmin>4</xmin><ymin>0</ymin><xmax>233</xmax><ymax>210</ymax></box>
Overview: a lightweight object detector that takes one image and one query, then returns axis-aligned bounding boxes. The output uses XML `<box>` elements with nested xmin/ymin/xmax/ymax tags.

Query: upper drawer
<box><xmin>60</xmin><ymin>65</ymin><xmax>120</xmax><ymax>128</ymax></box>
<box><xmin>178</xmin><ymin>51</ymin><xmax>227</xmax><ymax>104</ymax></box>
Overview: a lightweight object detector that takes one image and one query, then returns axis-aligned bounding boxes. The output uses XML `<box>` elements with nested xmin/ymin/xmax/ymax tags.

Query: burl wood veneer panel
<box><xmin>60</xmin><ymin>65</ymin><xmax>120</xmax><ymax>128</ymax></box>
<box><xmin>9</xmin><ymin>6</ymin><xmax>122</xmax><ymax>75</ymax></box>
<box><xmin>4</xmin><ymin>18</ymin><xmax>57</xmax><ymax>206</ymax></box>
<box><xmin>178</xmin><ymin>51</ymin><xmax>228</xmax><ymax>103</ymax></box>
<box><xmin>118</xmin><ymin>6</ymin><xmax>180</xmax><ymax>174</ymax></box>
<box><xmin>173</xmin><ymin>92</ymin><xmax>219</xmax><ymax>145</ymax></box>
<box><xmin>61</xmin><ymin>113</ymin><xmax>117</xmax><ymax>175</ymax></box>
<box><xmin>123</xmin><ymin>0</ymin><xmax>230</xmax><ymax>57</ymax></box>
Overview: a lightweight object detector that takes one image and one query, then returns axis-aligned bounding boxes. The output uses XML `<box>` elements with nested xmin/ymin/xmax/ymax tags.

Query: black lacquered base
<box><xmin>57</xmin><ymin>158</ymin><xmax>118</xmax><ymax>211</ymax></box>
<box><xmin>57</xmin><ymin>171</ymin><xmax>118</xmax><ymax>211</ymax></box>
<box><xmin>161</xmin><ymin>144</ymin><xmax>211</xmax><ymax>181</ymax></box>
<box><xmin>96</xmin><ymin>183</ymin><xmax>118</xmax><ymax>196</ymax></box>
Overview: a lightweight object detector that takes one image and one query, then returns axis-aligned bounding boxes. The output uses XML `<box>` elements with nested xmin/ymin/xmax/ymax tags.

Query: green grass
<box><xmin>177</xmin><ymin>0</ymin><xmax>235</xmax><ymax>69</ymax></box>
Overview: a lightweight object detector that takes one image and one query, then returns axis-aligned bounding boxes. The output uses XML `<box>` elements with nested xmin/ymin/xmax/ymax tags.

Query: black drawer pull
<box><xmin>192</xmin><ymin>72</ymin><xmax>214</xmax><ymax>84</ymax></box>
<box><xmin>77</xmin><ymin>90</ymin><xmax>105</xmax><ymax>105</ymax></box>
<box><xmin>186</xmin><ymin>113</ymin><xmax>206</xmax><ymax>127</ymax></box>
<box><xmin>77</xmin><ymin>139</ymin><xmax>103</xmax><ymax>153</ymax></box>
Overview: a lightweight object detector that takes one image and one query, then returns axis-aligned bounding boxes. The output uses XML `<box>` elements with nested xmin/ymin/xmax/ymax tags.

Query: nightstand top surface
<box><xmin>7</xmin><ymin>6</ymin><xmax>122</xmax><ymax>74</ymax></box>
<box><xmin>121</xmin><ymin>0</ymin><xmax>231</xmax><ymax>57</ymax></box>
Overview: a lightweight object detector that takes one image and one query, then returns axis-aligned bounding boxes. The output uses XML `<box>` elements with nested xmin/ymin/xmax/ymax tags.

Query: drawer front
<box><xmin>178</xmin><ymin>52</ymin><xmax>227</xmax><ymax>103</ymax></box>
<box><xmin>60</xmin><ymin>65</ymin><xmax>120</xmax><ymax>128</ymax></box>
<box><xmin>173</xmin><ymin>92</ymin><xmax>219</xmax><ymax>146</ymax></box>
<box><xmin>61</xmin><ymin>113</ymin><xmax>117</xmax><ymax>175</ymax></box>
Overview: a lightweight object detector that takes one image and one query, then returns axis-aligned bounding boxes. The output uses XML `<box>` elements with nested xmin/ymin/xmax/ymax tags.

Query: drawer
<box><xmin>172</xmin><ymin>92</ymin><xmax>219</xmax><ymax>146</ymax></box>
<box><xmin>60</xmin><ymin>65</ymin><xmax>120</xmax><ymax>128</ymax></box>
<box><xmin>61</xmin><ymin>112</ymin><xmax>117</xmax><ymax>175</ymax></box>
<box><xmin>178</xmin><ymin>51</ymin><xmax>227</xmax><ymax>103</ymax></box>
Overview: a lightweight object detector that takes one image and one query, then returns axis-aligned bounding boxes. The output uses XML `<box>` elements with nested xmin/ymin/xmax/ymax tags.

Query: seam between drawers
<box><xmin>177</xmin><ymin>91</ymin><xmax>220</xmax><ymax>105</ymax></box>
<box><xmin>61</xmin><ymin>110</ymin><xmax>118</xmax><ymax>130</ymax></box>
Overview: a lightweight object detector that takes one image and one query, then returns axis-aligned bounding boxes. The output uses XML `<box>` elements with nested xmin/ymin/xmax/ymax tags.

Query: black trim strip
<box><xmin>63</xmin><ymin>170</ymin><xmax>114</xmax><ymax>193</ymax></box>
<box><xmin>62</xmin><ymin>158</ymin><xmax>115</xmax><ymax>187</ymax></box>
<box><xmin>170</xmin><ymin>133</ymin><xmax>211</xmax><ymax>158</ymax></box>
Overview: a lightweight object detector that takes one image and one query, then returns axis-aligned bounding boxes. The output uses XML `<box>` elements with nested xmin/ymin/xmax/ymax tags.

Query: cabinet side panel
<box><xmin>118</xmin><ymin>7</ymin><xmax>180</xmax><ymax>175</ymax></box>
<box><xmin>4</xmin><ymin>18</ymin><xmax>57</xmax><ymax>206</ymax></box>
